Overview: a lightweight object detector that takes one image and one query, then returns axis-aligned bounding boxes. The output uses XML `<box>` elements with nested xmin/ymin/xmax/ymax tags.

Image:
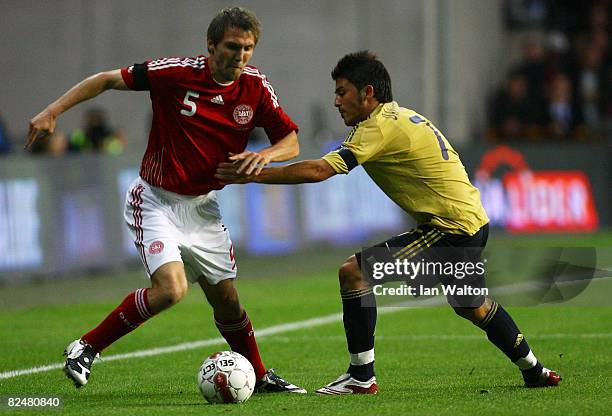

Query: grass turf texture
<box><xmin>1</xmin><ymin>233</ymin><xmax>611</xmax><ymax>415</ymax></box>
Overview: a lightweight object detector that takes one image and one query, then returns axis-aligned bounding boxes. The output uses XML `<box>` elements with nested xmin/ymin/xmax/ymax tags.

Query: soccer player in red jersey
<box><xmin>26</xmin><ymin>7</ymin><xmax>306</xmax><ymax>393</ymax></box>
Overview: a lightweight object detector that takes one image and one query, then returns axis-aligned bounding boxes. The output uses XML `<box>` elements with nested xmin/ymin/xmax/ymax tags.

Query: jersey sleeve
<box><xmin>322</xmin><ymin>124</ymin><xmax>385</xmax><ymax>174</ymax></box>
<box><xmin>252</xmin><ymin>74</ymin><xmax>298</xmax><ymax>143</ymax></box>
<box><xmin>121</xmin><ymin>63</ymin><xmax>150</xmax><ymax>91</ymax></box>
<box><xmin>121</xmin><ymin>57</ymin><xmax>198</xmax><ymax>91</ymax></box>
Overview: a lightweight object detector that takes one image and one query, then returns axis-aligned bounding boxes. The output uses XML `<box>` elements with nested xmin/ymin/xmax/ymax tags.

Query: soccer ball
<box><xmin>197</xmin><ymin>351</ymin><xmax>256</xmax><ymax>404</ymax></box>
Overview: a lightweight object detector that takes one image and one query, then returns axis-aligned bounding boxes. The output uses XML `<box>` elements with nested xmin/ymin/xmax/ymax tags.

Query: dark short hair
<box><xmin>332</xmin><ymin>51</ymin><xmax>393</xmax><ymax>102</ymax></box>
<box><xmin>207</xmin><ymin>7</ymin><xmax>261</xmax><ymax>46</ymax></box>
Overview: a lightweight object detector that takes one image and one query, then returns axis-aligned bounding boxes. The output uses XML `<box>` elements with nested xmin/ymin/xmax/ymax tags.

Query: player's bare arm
<box><xmin>216</xmin><ymin>158</ymin><xmax>335</xmax><ymax>184</ymax></box>
<box><xmin>228</xmin><ymin>130</ymin><xmax>299</xmax><ymax>175</ymax></box>
<box><xmin>26</xmin><ymin>69</ymin><xmax>127</xmax><ymax>149</ymax></box>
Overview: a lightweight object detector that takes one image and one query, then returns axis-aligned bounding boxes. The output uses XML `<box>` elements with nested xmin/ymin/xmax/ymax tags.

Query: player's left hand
<box><xmin>228</xmin><ymin>151</ymin><xmax>272</xmax><ymax>175</ymax></box>
<box><xmin>215</xmin><ymin>162</ymin><xmax>254</xmax><ymax>184</ymax></box>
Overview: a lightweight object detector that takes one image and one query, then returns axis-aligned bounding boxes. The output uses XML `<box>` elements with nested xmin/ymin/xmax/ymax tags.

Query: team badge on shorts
<box><xmin>233</xmin><ymin>104</ymin><xmax>253</xmax><ymax>125</ymax></box>
<box><xmin>149</xmin><ymin>241</ymin><xmax>164</xmax><ymax>254</ymax></box>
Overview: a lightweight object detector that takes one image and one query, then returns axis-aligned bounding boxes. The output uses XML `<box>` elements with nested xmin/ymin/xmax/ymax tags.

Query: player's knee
<box><xmin>149</xmin><ymin>262</ymin><xmax>188</xmax><ymax>309</ymax></box>
<box><xmin>216</xmin><ymin>287</ymin><xmax>240</xmax><ymax>307</ymax></box>
<box><xmin>151</xmin><ymin>274</ymin><xmax>188</xmax><ymax>310</ymax></box>
<box><xmin>210</xmin><ymin>286</ymin><xmax>242</xmax><ymax>319</ymax></box>
<box><xmin>156</xmin><ymin>282</ymin><xmax>187</xmax><ymax>309</ymax></box>
<box><xmin>338</xmin><ymin>257</ymin><xmax>363</xmax><ymax>290</ymax></box>
<box><xmin>202</xmin><ymin>280</ymin><xmax>241</xmax><ymax>313</ymax></box>
<box><xmin>453</xmin><ymin>306</ymin><xmax>477</xmax><ymax>323</ymax></box>
<box><xmin>167</xmin><ymin>282</ymin><xmax>188</xmax><ymax>304</ymax></box>
<box><xmin>453</xmin><ymin>298</ymin><xmax>490</xmax><ymax>325</ymax></box>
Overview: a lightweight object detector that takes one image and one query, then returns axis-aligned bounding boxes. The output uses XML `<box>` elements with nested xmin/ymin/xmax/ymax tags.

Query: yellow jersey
<box><xmin>322</xmin><ymin>102</ymin><xmax>488</xmax><ymax>235</ymax></box>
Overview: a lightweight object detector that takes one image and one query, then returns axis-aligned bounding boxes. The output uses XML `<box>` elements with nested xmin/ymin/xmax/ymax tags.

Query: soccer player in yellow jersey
<box><xmin>216</xmin><ymin>51</ymin><xmax>561</xmax><ymax>394</ymax></box>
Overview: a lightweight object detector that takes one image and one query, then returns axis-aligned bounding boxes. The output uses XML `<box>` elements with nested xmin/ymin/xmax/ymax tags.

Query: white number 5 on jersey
<box><xmin>180</xmin><ymin>90</ymin><xmax>199</xmax><ymax>116</ymax></box>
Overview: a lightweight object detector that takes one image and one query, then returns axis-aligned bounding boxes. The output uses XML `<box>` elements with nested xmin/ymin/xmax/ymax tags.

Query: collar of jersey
<box><xmin>212</xmin><ymin>78</ymin><xmax>234</xmax><ymax>87</ymax></box>
<box><xmin>367</xmin><ymin>103</ymin><xmax>385</xmax><ymax>120</ymax></box>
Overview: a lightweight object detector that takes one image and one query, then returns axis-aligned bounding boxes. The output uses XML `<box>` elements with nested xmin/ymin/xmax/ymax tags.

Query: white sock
<box><xmin>514</xmin><ymin>350</ymin><xmax>538</xmax><ymax>370</ymax></box>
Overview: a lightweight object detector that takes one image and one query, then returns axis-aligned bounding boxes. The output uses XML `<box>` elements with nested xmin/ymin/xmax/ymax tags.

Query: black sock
<box><xmin>348</xmin><ymin>362</ymin><xmax>375</xmax><ymax>382</ymax></box>
<box><xmin>341</xmin><ymin>287</ymin><xmax>377</xmax><ymax>381</ymax></box>
<box><xmin>521</xmin><ymin>361</ymin><xmax>544</xmax><ymax>384</ymax></box>
<box><xmin>479</xmin><ymin>301</ymin><xmax>533</xmax><ymax>363</ymax></box>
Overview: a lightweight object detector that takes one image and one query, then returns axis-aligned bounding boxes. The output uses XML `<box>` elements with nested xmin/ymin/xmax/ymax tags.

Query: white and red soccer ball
<box><xmin>198</xmin><ymin>351</ymin><xmax>256</xmax><ymax>404</ymax></box>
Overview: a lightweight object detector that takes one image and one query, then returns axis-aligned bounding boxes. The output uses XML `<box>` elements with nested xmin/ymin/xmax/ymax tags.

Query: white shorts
<box><xmin>123</xmin><ymin>177</ymin><xmax>237</xmax><ymax>284</ymax></box>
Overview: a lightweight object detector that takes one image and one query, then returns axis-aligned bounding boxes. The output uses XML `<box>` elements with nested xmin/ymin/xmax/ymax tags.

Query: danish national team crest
<box><xmin>149</xmin><ymin>241</ymin><xmax>164</xmax><ymax>255</ymax></box>
<box><xmin>233</xmin><ymin>104</ymin><xmax>253</xmax><ymax>125</ymax></box>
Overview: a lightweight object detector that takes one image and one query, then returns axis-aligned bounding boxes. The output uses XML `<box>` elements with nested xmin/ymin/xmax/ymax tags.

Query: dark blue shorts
<box><xmin>356</xmin><ymin>224</ymin><xmax>489</xmax><ymax>308</ymax></box>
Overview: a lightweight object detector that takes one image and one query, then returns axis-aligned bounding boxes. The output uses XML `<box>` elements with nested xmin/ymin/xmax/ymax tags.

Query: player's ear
<box><xmin>359</xmin><ymin>85</ymin><xmax>374</xmax><ymax>102</ymax></box>
<box><xmin>362</xmin><ymin>85</ymin><xmax>375</xmax><ymax>99</ymax></box>
<box><xmin>207</xmin><ymin>39</ymin><xmax>215</xmax><ymax>55</ymax></box>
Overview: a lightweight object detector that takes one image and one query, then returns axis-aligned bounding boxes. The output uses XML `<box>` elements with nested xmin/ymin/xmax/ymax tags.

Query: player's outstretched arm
<box><xmin>26</xmin><ymin>69</ymin><xmax>127</xmax><ymax>149</ymax></box>
<box><xmin>216</xmin><ymin>158</ymin><xmax>335</xmax><ymax>185</ymax></box>
<box><xmin>228</xmin><ymin>131</ymin><xmax>299</xmax><ymax>175</ymax></box>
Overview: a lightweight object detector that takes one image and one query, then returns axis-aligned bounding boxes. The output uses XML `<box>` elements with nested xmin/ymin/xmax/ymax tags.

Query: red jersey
<box><xmin>121</xmin><ymin>56</ymin><xmax>298</xmax><ymax>196</ymax></box>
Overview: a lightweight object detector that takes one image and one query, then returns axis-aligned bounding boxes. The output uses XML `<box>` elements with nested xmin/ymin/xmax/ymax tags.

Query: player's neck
<box><xmin>212</xmin><ymin>75</ymin><xmax>235</xmax><ymax>86</ymax></box>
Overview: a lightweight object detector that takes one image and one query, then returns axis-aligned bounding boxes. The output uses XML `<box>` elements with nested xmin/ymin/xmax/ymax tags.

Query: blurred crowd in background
<box><xmin>487</xmin><ymin>0</ymin><xmax>612</xmax><ymax>142</ymax></box>
<box><xmin>0</xmin><ymin>107</ymin><xmax>126</xmax><ymax>157</ymax></box>
<box><xmin>36</xmin><ymin>108</ymin><xmax>124</xmax><ymax>157</ymax></box>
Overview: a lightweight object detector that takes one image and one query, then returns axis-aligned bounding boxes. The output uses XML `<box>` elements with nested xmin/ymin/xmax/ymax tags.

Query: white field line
<box><xmin>0</xmin><ymin>314</ymin><xmax>347</xmax><ymax>380</ymax></box>
<box><xmin>1</xmin><ymin>278</ymin><xmax>609</xmax><ymax>381</ymax></box>
<box><xmin>262</xmin><ymin>333</ymin><xmax>612</xmax><ymax>343</ymax></box>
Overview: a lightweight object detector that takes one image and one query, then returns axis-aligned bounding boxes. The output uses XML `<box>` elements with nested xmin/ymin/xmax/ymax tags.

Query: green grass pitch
<box><xmin>1</xmin><ymin>233</ymin><xmax>611</xmax><ymax>415</ymax></box>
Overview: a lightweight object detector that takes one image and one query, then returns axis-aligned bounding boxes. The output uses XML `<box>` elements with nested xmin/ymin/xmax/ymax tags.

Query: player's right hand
<box><xmin>228</xmin><ymin>151</ymin><xmax>272</xmax><ymax>175</ymax></box>
<box><xmin>26</xmin><ymin>107</ymin><xmax>57</xmax><ymax>149</ymax></box>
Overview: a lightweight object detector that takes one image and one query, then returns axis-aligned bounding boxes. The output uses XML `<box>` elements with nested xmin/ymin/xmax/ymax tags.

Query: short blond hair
<box><xmin>207</xmin><ymin>7</ymin><xmax>261</xmax><ymax>46</ymax></box>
